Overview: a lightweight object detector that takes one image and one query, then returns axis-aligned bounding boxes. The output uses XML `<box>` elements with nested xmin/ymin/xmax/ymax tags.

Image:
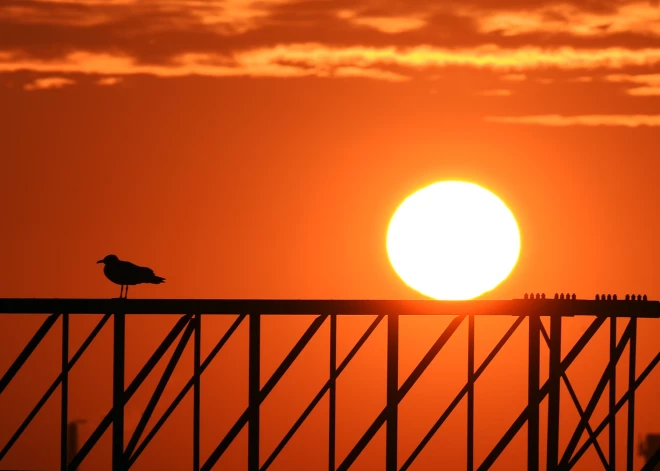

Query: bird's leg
<box><xmin>125</xmin><ymin>286</ymin><xmax>129</xmax><ymax>299</ymax></box>
<box><xmin>118</xmin><ymin>285</ymin><xmax>124</xmax><ymax>299</ymax></box>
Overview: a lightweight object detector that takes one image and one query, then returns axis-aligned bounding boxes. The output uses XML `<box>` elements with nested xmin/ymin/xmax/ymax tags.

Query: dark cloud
<box><xmin>0</xmin><ymin>0</ymin><xmax>659</xmax><ymax>83</ymax></box>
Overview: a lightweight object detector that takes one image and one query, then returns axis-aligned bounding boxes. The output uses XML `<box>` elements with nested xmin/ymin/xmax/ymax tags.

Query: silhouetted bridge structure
<box><xmin>1</xmin><ymin>297</ymin><xmax>659</xmax><ymax>471</ymax></box>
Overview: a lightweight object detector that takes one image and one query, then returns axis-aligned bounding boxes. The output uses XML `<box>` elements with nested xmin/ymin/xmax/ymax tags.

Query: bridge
<box><xmin>0</xmin><ymin>297</ymin><xmax>659</xmax><ymax>471</ymax></box>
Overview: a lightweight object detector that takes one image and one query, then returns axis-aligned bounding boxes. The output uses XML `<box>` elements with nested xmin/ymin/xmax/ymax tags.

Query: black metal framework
<box><xmin>0</xmin><ymin>297</ymin><xmax>659</xmax><ymax>471</ymax></box>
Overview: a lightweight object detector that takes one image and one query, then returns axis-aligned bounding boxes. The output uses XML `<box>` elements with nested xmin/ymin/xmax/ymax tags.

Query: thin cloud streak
<box><xmin>337</xmin><ymin>10</ymin><xmax>428</xmax><ymax>34</ymax></box>
<box><xmin>468</xmin><ymin>2</ymin><xmax>660</xmax><ymax>38</ymax></box>
<box><xmin>500</xmin><ymin>73</ymin><xmax>526</xmax><ymax>81</ymax></box>
<box><xmin>606</xmin><ymin>73</ymin><xmax>660</xmax><ymax>95</ymax></box>
<box><xmin>3</xmin><ymin>0</ymin><xmax>296</xmax><ymax>34</ymax></box>
<box><xmin>479</xmin><ymin>88</ymin><xmax>512</xmax><ymax>96</ymax></box>
<box><xmin>4</xmin><ymin>45</ymin><xmax>660</xmax><ymax>82</ymax></box>
<box><xmin>97</xmin><ymin>76</ymin><xmax>122</xmax><ymax>85</ymax></box>
<box><xmin>485</xmin><ymin>114</ymin><xmax>660</xmax><ymax>127</ymax></box>
<box><xmin>24</xmin><ymin>76</ymin><xmax>76</xmax><ymax>90</ymax></box>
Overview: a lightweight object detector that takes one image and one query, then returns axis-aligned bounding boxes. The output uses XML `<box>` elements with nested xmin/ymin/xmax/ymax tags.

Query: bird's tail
<box><xmin>150</xmin><ymin>276</ymin><xmax>166</xmax><ymax>284</ymax></box>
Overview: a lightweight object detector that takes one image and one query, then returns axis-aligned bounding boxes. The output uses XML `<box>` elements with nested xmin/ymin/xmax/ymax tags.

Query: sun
<box><xmin>386</xmin><ymin>181</ymin><xmax>521</xmax><ymax>300</ymax></box>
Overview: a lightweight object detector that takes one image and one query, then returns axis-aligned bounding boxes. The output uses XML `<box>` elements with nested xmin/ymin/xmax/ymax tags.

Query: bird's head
<box><xmin>97</xmin><ymin>254</ymin><xmax>119</xmax><ymax>264</ymax></box>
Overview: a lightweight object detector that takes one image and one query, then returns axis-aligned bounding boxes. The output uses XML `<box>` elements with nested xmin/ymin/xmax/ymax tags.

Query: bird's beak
<box><xmin>97</xmin><ymin>260</ymin><xmax>103</xmax><ymax>264</ymax></box>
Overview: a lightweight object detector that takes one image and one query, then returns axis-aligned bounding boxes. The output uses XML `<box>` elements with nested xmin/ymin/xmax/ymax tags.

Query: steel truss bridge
<box><xmin>0</xmin><ymin>297</ymin><xmax>659</xmax><ymax>471</ymax></box>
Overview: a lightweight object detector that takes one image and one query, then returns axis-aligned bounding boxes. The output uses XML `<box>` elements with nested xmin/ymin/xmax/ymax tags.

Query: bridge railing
<box><xmin>0</xmin><ymin>298</ymin><xmax>659</xmax><ymax>471</ymax></box>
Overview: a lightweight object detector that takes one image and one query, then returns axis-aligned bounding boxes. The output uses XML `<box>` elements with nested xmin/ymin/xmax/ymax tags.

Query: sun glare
<box><xmin>386</xmin><ymin>181</ymin><xmax>521</xmax><ymax>300</ymax></box>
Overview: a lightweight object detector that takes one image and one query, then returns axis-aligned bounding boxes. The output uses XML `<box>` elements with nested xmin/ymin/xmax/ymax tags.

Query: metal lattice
<box><xmin>0</xmin><ymin>297</ymin><xmax>659</xmax><ymax>471</ymax></box>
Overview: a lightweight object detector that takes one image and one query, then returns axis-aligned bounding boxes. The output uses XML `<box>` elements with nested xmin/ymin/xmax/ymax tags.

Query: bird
<box><xmin>97</xmin><ymin>254</ymin><xmax>165</xmax><ymax>299</ymax></box>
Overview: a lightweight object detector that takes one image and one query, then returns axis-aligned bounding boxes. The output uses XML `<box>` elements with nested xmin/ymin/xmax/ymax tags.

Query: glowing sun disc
<box><xmin>386</xmin><ymin>181</ymin><xmax>521</xmax><ymax>300</ymax></box>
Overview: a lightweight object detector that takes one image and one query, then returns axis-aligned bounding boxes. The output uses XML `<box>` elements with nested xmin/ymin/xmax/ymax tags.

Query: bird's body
<box><xmin>97</xmin><ymin>254</ymin><xmax>165</xmax><ymax>298</ymax></box>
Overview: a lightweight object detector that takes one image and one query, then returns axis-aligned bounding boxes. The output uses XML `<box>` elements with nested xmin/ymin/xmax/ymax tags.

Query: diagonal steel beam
<box><xmin>124</xmin><ymin>317</ymin><xmax>196</xmax><ymax>463</ymax></box>
<box><xmin>641</xmin><ymin>445</ymin><xmax>660</xmax><ymax>471</ymax></box>
<box><xmin>0</xmin><ymin>313</ymin><xmax>60</xmax><ymax>395</ymax></box>
<box><xmin>569</xmin><ymin>351</ymin><xmax>660</xmax><ymax>468</ymax></box>
<box><xmin>201</xmin><ymin>313</ymin><xmax>329</xmax><ymax>471</ymax></box>
<box><xmin>336</xmin><ymin>313</ymin><xmax>468</xmax><ymax>471</ymax></box>
<box><xmin>68</xmin><ymin>314</ymin><xmax>192</xmax><ymax>471</ymax></box>
<box><xmin>260</xmin><ymin>314</ymin><xmax>386</xmax><ymax>471</ymax></box>
<box><xmin>558</xmin><ymin>320</ymin><xmax>634</xmax><ymax>468</ymax></box>
<box><xmin>539</xmin><ymin>323</ymin><xmax>609</xmax><ymax>469</ymax></box>
<box><xmin>258</xmin><ymin>314</ymin><xmax>328</xmax><ymax>400</ymax></box>
<box><xmin>0</xmin><ymin>313</ymin><xmax>111</xmax><ymax>461</ymax></box>
<box><xmin>400</xmin><ymin>315</ymin><xmax>526</xmax><ymax>471</ymax></box>
<box><xmin>127</xmin><ymin>314</ymin><xmax>247</xmax><ymax>468</ymax></box>
<box><xmin>477</xmin><ymin>315</ymin><xmax>607</xmax><ymax>471</ymax></box>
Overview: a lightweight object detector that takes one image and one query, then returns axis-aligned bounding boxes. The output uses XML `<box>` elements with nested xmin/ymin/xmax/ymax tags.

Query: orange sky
<box><xmin>1</xmin><ymin>0</ymin><xmax>660</xmax><ymax>470</ymax></box>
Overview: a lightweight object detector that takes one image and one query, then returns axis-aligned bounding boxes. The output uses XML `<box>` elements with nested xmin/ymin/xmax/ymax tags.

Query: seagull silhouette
<box><xmin>97</xmin><ymin>254</ymin><xmax>165</xmax><ymax>299</ymax></box>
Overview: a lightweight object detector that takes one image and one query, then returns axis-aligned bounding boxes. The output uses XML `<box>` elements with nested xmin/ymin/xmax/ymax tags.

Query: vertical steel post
<box><xmin>609</xmin><ymin>315</ymin><xmax>617</xmax><ymax>471</ymax></box>
<box><xmin>626</xmin><ymin>316</ymin><xmax>637</xmax><ymax>471</ymax></box>
<box><xmin>249</xmin><ymin>313</ymin><xmax>260</xmax><ymax>471</ymax></box>
<box><xmin>528</xmin><ymin>311</ymin><xmax>540</xmax><ymax>471</ymax></box>
<box><xmin>329</xmin><ymin>313</ymin><xmax>337</xmax><ymax>471</ymax></box>
<box><xmin>113</xmin><ymin>312</ymin><xmax>126</xmax><ymax>471</ymax></box>
<box><xmin>193</xmin><ymin>313</ymin><xmax>201</xmax><ymax>471</ymax></box>
<box><xmin>386</xmin><ymin>313</ymin><xmax>399</xmax><ymax>471</ymax></box>
<box><xmin>61</xmin><ymin>313</ymin><xmax>69</xmax><ymax>471</ymax></box>
<box><xmin>467</xmin><ymin>314</ymin><xmax>475</xmax><ymax>471</ymax></box>
<box><xmin>547</xmin><ymin>312</ymin><xmax>561</xmax><ymax>471</ymax></box>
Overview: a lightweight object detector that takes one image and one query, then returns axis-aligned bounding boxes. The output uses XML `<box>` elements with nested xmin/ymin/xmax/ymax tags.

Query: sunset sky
<box><xmin>1</xmin><ymin>0</ymin><xmax>660</xmax><ymax>470</ymax></box>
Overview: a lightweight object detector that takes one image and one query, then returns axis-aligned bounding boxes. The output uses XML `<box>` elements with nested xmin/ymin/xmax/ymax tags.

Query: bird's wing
<box><xmin>119</xmin><ymin>260</ymin><xmax>155</xmax><ymax>278</ymax></box>
<box><xmin>138</xmin><ymin>266</ymin><xmax>156</xmax><ymax>278</ymax></box>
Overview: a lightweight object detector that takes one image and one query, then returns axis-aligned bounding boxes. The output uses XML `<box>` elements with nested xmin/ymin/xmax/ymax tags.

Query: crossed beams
<box><xmin>1</xmin><ymin>307</ymin><xmax>659</xmax><ymax>471</ymax></box>
<box><xmin>0</xmin><ymin>313</ymin><xmax>111</xmax><ymax>463</ymax></box>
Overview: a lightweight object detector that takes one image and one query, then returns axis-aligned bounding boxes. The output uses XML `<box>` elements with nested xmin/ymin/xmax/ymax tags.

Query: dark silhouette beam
<box><xmin>0</xmin><ymin>313</ymin><xmax>60</xmax><ymax>395</ymax></box>
<box><xmin>386</xmin><ymin>313</ymin><xmax>399</xmax><ymax>471</ymax></box>
<box><xmin>546</xmin><ymin>312</ymin><xmax>561</xmax><ymax>471</ymax></box>
<box><xmin>112</xmin><ymin>312</ymin><xmax>126</xmax><ymax>471</ymax></box>
<box><xmin>69</xmin><ymin>314</ymin><xmax>192</xmax><ymax>471</ymax></box>
<box><xmin>259</xmin><ymin>315</ymin><xmax>385</xmax><ymax>471</ymax></box>
<box><xmin>193</xmin><ymin>313</ymin><xmax>201</xmax><ymax>471</ymax></box>
<box><xmin>128</xmin><ymin>314</ymin><xmax>246</xmax><ymax>468</ymax></box>
<box><xmin>329</xmin><ymin>313</ymin><xmax>337</xmax><ymax>471</ymax></box>
<box><xmin>558</xmin><ymin>320</ymin><xmax>634</xmax><ymax>468</ymax></box>
<box><xmin>467</xmin><ymin>314</ymin><xmax>475</xmax><ymax>471</ymax></box>
<box><xmin>337</xmin><ymin>314</ymin><xmax>468</xmax><ymax>471</ymax></box>
<box><xmin>60</xmin><ymin>313</ymin><xmax>69</xmax><ymax>471</ymax></box>
<box><xmin>626</xmin><ymin>317</ymin><xmax>637</xmax><ymax>471</ymax></box>
<box><xmin>124</xmin><ymin>318</ymin><xmax>195</xmax><ymax>464</ymax></box>
<box><xmin>201</xmin><ymin>313</ymin><xmax>330</xmax><ymax>471</ymax></box>
<box><xmin>569</xmin><ymin>351</ymin><xmax>660</xmax><ymax>468</ymax></box>
<box><xmin>528</xmin><ymin>312</ymin><xmax>540</xmax><ymax>471</ymax></box>
<box><xmin>0</xmin><ymin>314</ymin><xmax>110</xmax><ymax>461</ymax></box>
<box><xmin>2</xmin><ymin>298</ymin><xmax>660</xmax><ymax>317</ymax></box>
<box><xmin>477</xmin><ymin>315</ymin><xmax>607</xmax><ymax>471</ymax></box>
<box><xmin>400</xmin><ymin>315</ymin><xmax>526</xmax><ymax>471</ymax></box>
<box><xmin>1</xmin><ymin>299</ymin><xmax>657</xmax><ymax>471</ymax></box>
<box><xmin>248</xmin><ymin>313</ymin><xmax>260</xmax><ymax>471</ymax></box>
<box><xmin>539</xmin><ymin>323</ymin><xmax>608</xmax><ymax>469</ymax></box>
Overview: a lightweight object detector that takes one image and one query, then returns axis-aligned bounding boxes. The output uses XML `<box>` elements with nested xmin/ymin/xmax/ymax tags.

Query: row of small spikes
<box><xmin>595</xmin><ymin>294</ymin><xmax>648</xmax><ymax>301</ymax></box>
<box><xmin>523</xmin><ymin>293</ymin><xmax>650</xmax><ymax>301</ymax></box>
<box><xmin>524</xmin><ymin>293</ymin><xmax>576</xmax><ymax>300</ymax></box>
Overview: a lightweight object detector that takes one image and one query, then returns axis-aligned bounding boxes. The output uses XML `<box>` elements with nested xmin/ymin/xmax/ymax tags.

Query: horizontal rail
<box><xmin>0</xmin><ymin>298</ymin><xmax>659</xmax><ymax>316</ymax></box>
